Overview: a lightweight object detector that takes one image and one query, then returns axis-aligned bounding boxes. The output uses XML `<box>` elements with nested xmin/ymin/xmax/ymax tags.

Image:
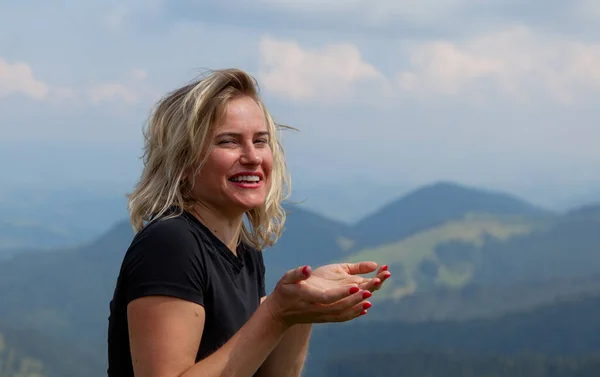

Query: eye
<box><xmin>218</xmin><ymin>139</ymin><xmax>236</xmax><ymax>145</ymax></box>
<box><xmin>255</xmin><ymin>138</ymin><xmax>269</xmax><ymax>145</ymax></box>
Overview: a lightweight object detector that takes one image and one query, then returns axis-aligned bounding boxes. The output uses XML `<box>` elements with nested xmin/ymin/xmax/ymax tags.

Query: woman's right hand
<box><xmin>264</xmin><ymin>264</ymin><xmax>373</xmax><ymax>328</ymax></box>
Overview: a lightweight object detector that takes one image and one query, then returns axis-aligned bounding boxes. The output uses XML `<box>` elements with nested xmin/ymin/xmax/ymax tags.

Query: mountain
<box><xmin>263</xmin><ymin>204</ymin><xmax>351</xmax><ymax>291</ymax></box>
<box><xmin>0</xmin><ymin>187</ymin><xmax>129</xmax><ymax>250</ymax></box>
<box><xmin>0</xmin><ymin>182</ymin><xmax>598</xmax><ymax>377</ymax></box>
<box><xmin>338</xmin><ymin>201</ymin><xmax>599</xmax><ymax>309</ymax></box>
<box><xmin>0</xmin><ymin>323</ymin><xmax>103</xmax><ymax>377</ymax></box>
<box><xmin>303</xmin><ymin>293</ymin><xmax>600</xmax><ymax>376</ymax></box>
<box><xmin>0</xmin><ymin>203</ymin><xmax>347</xmax><ymax>362</ymax></box>
<box><xmin>351</xmin><ymin>181</ymin><xmax>551</xmax><ymax>250</ymax></box>
<box><xmin>322</xmin><ymin>351</ymin><xmax>600</xmax><ymax>377</ymax></box>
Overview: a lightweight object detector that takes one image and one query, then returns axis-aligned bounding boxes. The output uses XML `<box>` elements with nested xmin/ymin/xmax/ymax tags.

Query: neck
<box><xmin>191</xmin><ymin>204</ymin><xmax>244</xmax><ymax>254</ymax></box>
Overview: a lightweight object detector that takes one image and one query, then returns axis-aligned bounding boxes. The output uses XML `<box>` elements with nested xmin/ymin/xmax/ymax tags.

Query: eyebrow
<box><xmin>215</xmin><ymin>131</ymin><xmax>270</xmax><ymax>138</ymax></box>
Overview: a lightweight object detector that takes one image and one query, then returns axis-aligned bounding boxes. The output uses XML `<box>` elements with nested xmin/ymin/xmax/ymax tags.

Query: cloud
<box><xmin>395</xmin><ymin>26</ymin><xmax>600</xmax><ymax>104</ymax></box>
<box><xmin>0</xmin><ymin>58</ymin><xmax>49</xmax><ymax>100</ymax></box>
<box><xmin>257</xmin><ymin>36</ymin><xmax>388</xmax><ymax>102</ymax></box>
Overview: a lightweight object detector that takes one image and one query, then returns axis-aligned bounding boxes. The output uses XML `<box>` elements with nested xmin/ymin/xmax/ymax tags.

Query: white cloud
<box><xmin>0</xmin><ymin>58</ymin><xmax>49</xmax><ymax>100</ymax></box>
<box><xmin>395</xmin><ymin>26</ymin><xmax>600</xmax><ymax>104</ymax></box>
<box><xmin>257</xmin><ymin>35</ymin><xmax>387</xmax><ymax>101</ymax></box>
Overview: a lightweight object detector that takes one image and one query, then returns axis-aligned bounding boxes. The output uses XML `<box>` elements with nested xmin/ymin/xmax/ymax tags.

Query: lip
<box><xmin>228</xmin><ymin>171</ymin><xmax>264</xmax><ymax>180</ymax></box>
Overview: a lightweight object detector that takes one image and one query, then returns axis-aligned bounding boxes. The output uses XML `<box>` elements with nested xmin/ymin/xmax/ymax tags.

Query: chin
<box><xmin>232</xmin><ymin>197</ymin><xmax>266</xmax><ymax>212</ymax></box>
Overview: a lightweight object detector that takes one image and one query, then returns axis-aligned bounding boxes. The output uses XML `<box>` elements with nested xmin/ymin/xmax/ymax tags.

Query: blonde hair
<box><xmin>128</xmin><ymin>68</ymin><xmax>292</xmax><ymax>250</ymax></box>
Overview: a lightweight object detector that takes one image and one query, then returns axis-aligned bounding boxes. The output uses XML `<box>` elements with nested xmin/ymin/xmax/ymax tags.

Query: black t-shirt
<box><xmin>107</xmin><ymin>209</ymin><xmax>267</xmax><ymax>376</ymax></box>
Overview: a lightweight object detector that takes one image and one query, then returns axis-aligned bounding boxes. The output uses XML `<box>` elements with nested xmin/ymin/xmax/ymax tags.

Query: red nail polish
<box><xmin>360</xmin><ymin>310</ymin><xmax>367</xmax><ymax>316</ymax></box>
<box><xmin>382</xmin><ymin>265</ymin><xmax>388</xmax><ymax>271</ymax></box>
<box><xmin>374</xmin><ymin>280</ymin><xmax>381</xmax><ymax>285</ymax></box>
<box><xmin>384</xmin><ymin>272</ymin><xmax>391</xmax><ymax>278</ymax></box>
<box><xmin>362</xmin><ymin>291</ymin><xmax>372</xmax><ymax>299</ymax></box>
<box><xmin>302</xmin><ymin>266</ymin><xmax>311</xmax><ymax>276</ymax></box>
<box><xmin>363</xmin><ymin>302</ymin><xmax>372</xmax><ymax>310</ymax></box>
<box><xmin>349</xmin><ymin>286</ymin><xmax>360</xmax><ymax>294</ymax></box>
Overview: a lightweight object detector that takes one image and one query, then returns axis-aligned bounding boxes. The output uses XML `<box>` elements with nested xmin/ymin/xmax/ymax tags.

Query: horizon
<box><xmin>2</xmin><ymin>0</ymin><xmax>599</xmax><ymax>224</ymax></box>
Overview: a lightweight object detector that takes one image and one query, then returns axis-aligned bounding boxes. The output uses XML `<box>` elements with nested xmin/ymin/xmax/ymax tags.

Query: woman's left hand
<box><xmin>308</xmin><ymin>262</ymin><xmax>391</xmax><ymax>294</ymax></box>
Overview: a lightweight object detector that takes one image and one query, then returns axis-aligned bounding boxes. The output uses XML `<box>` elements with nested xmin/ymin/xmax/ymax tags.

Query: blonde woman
<box><xmin>107</xmin><ymin>69</ymin><xmax>391</xmax><ymax>377</ymax></box>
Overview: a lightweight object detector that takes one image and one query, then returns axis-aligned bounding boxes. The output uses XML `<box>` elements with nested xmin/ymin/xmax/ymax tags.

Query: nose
<box><xmin>240</xmin><ymin>145</ymin><xmax>262</xmax><ymax>165</ymax></box>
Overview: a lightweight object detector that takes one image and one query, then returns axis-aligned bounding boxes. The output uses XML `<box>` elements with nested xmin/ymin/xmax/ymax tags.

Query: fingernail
<box><xmin>349</xmin><ymin>286</ymin><xmax>360</xmax><ymax>294</ymax></box>
<box><xmin>384</xmin><ymin>272</ymin><xmax>391</xmax><ymax>278</ymax></box>
<box><xmin>363</xmin><ymin>302</ymin><xmax>372</xmax><ymax>310</ymax></box>
<box><xmin>302</xmin><ymin>266</ymin><xmax>311</xmax><ymax>276</ymax></box>
<box><xmin>360</xmin><ymin>310</ymin><xmax>367</xmax><ymax>316</ymax></box>
<box><xmin>362</xmin><ymin>291</ymin><xmax>372</xmax><ymax>299</ymax></box>
<box><xmin>374</xmin><ymin>279</ymin><xmax>381</xmax><ymax>285</ymax></box>
<box><xmin>382</xmin><ymin>265</ymin><xmax>388</xmax><ymax>271</ymax></box>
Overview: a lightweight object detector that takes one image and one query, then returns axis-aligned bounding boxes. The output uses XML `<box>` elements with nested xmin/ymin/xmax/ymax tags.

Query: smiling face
<box><xmin>190</xmin><ymin>95</ymin><xmax>273</xmax><ymax>217</ymax></box>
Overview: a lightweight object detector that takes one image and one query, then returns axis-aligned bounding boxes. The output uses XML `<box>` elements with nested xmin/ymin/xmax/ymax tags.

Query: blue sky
<box><xmin>2</xmin><ymin>0</ymin><xmax>600</xmax><ymax>221</ymax></box>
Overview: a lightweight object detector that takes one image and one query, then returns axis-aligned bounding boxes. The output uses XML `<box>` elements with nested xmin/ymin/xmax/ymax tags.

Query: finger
<box><xmin>378</xmin><ymin>265</ymin><xmax>389</xmax><ymax>274</ymax></box>
<box><xmin>378</xmin><ymin>270</ymin><xmax>391</xmax><ymax>282</ymax></box>
<box><xmin>361</xmin><ymin>277</ymin><xmax>382</xmax><ymax>292</ymax></box>
<box><xmin>299</xmin><ymin>282</ymin><xmax>361</xmax><ymax>305</ymax></box>
<box><xmin>320</xmin><ymin>300</ymin><xmax>372</xmax><ymax>323</ymax></box>
<box><xmin>280</xmin><ymin>265</ymin><xmax>312</xmax><ymax>284</ymax></box>
<box><xmin>342</xmin><ymin>261</ymin><xmax>379</xmax><ymax>275</ymax></box>
<box><xmin>322</xmin><ymin>289</ymin><xmax>372</xmax><ymax>314</ymax></box>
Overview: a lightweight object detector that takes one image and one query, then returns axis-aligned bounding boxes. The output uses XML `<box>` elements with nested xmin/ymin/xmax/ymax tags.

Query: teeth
<box><xmin>231</xmin><ymin>175</ymin><xmax>260</xmax><ymax>182</ymax></box>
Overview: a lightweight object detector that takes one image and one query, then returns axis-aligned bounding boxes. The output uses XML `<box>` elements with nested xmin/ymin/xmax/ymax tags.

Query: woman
<box><xmin>107</xmin><ymin>68</ymin><xmax>391</xmax><ymax>377</ymax></box>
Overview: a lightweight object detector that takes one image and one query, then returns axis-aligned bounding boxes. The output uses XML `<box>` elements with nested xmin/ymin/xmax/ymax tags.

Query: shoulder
<box><xmin>124</xmin><ymin>213</ymin><xmax>207</xmax><ymax>268</ymax></box>
<box><xmin>135</xmin><ymin>213</ymin><xmax>196</xmax><ymax>243</ymax></box>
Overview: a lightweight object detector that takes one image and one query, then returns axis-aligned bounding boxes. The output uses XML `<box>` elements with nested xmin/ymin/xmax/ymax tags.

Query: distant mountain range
<box><xmin>0</xmin><ymin>180</ymin><xmax>599</xmax><ymax>377</ymax></box>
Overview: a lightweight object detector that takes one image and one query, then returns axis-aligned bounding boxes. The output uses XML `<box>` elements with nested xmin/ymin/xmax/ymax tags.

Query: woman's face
<box><xmin>191</xmin><ymin>95</ymin><xmax>273</xmax><ymax>216</ymax></box>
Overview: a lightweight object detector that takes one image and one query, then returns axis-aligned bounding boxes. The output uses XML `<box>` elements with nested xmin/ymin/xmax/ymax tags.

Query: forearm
<box><xmin>181</xmin><ymin>297</ymin><xmax>288</xmax><ymax>377</ymax></box>
<box><xmin>259</xmin><ymin>324</ymin><xmax>312</xmax><ymax>377</ymax></box>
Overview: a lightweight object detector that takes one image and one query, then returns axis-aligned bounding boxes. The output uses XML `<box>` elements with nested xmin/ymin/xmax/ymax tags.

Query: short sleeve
<box><xmin>123</xmin><ymin>219</ymin><xmax>207</xmax><ymax>307</ymax></box>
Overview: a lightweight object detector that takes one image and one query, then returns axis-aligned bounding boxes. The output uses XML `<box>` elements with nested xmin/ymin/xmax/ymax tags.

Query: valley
<box><xmin>0</xmin><ymin>181</ymin><xmax>598</xmax><ymax>377</ymax></box>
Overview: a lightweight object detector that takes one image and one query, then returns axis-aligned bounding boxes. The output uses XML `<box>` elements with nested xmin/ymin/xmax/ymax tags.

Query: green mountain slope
<box><xmin>0</xmin><ymin>203</ymin><xmax>347</xmax><ymax>369</ymax></box>
<box><xmin>351</xmin><ymin>181</ymin><xmax>551</xmax><ymax>250</ymax></box>
<box><xmin>0</xmin><ymin>183</ymin><xmax>597</xmax><ymax>377</ymax></box>
<box><xmin>343</xmin><ymin>213</ymin><xmax>548</xmax><ymax>298</ymax></box>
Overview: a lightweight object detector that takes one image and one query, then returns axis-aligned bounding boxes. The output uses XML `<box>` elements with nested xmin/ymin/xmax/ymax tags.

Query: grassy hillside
<box><xmin>0</xmin><ymin>182</ymin><xmax>597</xmax><ymax>377</ymax></box>
<box><xmin>342</xmin><ymin>213</ymin><xmax>548</xmax><ymax>299</ymax></box>
<box><xmin>351</xmin><ymin>181</ymin><xmax>550</xmax><ymax>249</ymax></box>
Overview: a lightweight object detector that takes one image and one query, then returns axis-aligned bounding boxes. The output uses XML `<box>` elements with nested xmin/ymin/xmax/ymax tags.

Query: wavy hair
<box><xmin>127</xmin><ymin>68</ymin><xmax>292</xmax><ymax>250</ymax></box>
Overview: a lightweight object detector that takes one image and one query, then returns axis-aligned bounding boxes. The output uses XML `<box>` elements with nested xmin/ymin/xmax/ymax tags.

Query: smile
<box><xmin>229</xmin><ymin>175</ymin><xmax>261</xmax><ymax>183</ymax></box>
<box><xmin>228</xmin><ymin>172</ymin><xmax>264</xmax><ymax>187</ymax></box>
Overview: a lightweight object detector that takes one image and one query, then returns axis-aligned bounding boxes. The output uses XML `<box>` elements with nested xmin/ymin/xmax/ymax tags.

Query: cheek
<box><xmin>262</xmin><ymin>153</ymin><xmax>274</xmax><ymax>177</ymax></box>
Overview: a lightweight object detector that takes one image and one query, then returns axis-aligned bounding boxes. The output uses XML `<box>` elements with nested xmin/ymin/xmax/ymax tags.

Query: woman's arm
<box><xmin>129</xmin><ymin>294</ymin><xmax>288</xmax><ymax>377</ymax></box>
<box><xmin>258</xmin><ymin>323</ymin><xmax>312</xmax><ymax>377</ymax></box>
<box><xmin>128</xmin><ymin>265</ymin><xmax>368</xmax><ymax>377</ymax></box>
<box><xmin>257</xmin><ymin>296</ymin><xmax>312</xmax><ymax>377</ymax></box>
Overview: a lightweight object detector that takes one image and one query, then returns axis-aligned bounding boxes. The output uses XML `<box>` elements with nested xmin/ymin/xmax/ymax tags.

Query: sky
<box><xmin>1</xmin><ymin>0</ymin><xmax>600</xmax><ymax>221</ymax></box>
